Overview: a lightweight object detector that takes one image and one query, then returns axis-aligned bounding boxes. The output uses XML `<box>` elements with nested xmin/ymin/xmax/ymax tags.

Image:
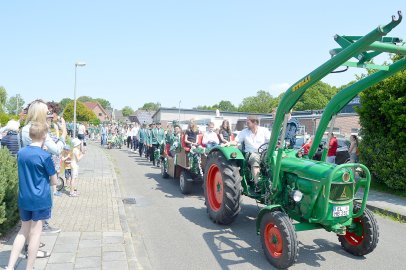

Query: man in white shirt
<box><xmin>202</xmin><ymin>122</ymin><xmax>219</xmax><ymax>149</ymax></box>
<box><xmin>233</xmin><ymin>116</ymin><xmax>271</xmax><ymax>188</ymax></box>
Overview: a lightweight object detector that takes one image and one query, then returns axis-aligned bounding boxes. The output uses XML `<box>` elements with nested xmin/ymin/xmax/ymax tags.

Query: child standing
<box><xmin>70</xmin><ymin>138</ymin><xmax>83</xmax><ymax>197</ymax></box>
<box><xmin>6</xmin><ymin>122</ymin><xmax>57</xmax><ymax>270</ymax></box>
<box><xmin>61</xmin><ymin>145</ymin><xmax>72</xmax><ymax>191</ymax></box>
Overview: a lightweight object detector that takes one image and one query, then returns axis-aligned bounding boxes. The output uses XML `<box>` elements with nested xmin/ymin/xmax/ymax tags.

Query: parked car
<box><xmin>295</xmin><ymin>136</ymin><xmax>350</xmax><ymax>164</ymax></box>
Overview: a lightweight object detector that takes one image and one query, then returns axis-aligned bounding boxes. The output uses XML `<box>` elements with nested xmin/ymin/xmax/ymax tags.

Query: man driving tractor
<box><xmin>231</xmin><ymin>116</ymin><xmax>270</xmax><ymax>191</ymax></box>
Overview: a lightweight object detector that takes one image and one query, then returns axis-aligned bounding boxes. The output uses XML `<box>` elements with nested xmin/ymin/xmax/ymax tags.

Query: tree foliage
<box><xmin>0</xmin><ymin>148</ymin><xmax>19</xmax><ymax>235</ymax></box>
<box><xmin>63</xmin><ymin>101</ymin><xmax>99</xmax><ymax>123</ymax></box>
<box><xmin>195</xmin><ymin>100</ymin><xmax>237</xmax><ymax>112</ymax></box>
<box><xmin>0</xmin><ymin>86</ymin><xmax>7</xmax><ymax>113</ymax></box>
<box><xmin>5</xmin><ymin>94</ymin><xmax>25</xmax><ymax>115</ymax></box>
<box><xmin>357</xmin><ymin>65</ymin><xmax>406</xmax><ymax>190</ymax></box>
<box><xmin>59</xmin><ymin>98</ymin><xmax>73</xmax><ymax>111</ymax></box>
<box><xmin>294</xmin><ymin>81</ymin><xmax>338</xmax><ymax>111</ymax></box>
<box><xmin>122</xmin><ymin>106</ymin><xmax>134</xmax><ymax>116</ymax></box>
<box><xmin>139</xmin><ymin>102</ymin><xmax>160</xmax><ymax>112</ymax></box>
<box><xmin>238</xmin><ymin>90</ymin><xmax>278</xmax><ymax>113</ymax></box>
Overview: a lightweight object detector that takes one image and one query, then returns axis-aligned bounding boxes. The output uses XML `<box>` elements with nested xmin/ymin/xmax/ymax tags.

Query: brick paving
<box><xmin>0</xmin><ymin>142</ymin><xmax>136</xmax><ymax>270</ymax></box>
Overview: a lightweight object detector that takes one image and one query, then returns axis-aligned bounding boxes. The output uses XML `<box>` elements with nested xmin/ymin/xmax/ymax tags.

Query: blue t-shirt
<box><xmin>17</xmin><ymin>145</ymin><xmax>56</xmax><ymax>211</ymax></box>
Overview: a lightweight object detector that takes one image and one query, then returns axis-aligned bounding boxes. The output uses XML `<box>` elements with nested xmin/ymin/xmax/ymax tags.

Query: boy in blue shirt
<box><xmin>6</xmin><ymin>122</ymin><xmax>57</xmax><ymax>270</ymax></box>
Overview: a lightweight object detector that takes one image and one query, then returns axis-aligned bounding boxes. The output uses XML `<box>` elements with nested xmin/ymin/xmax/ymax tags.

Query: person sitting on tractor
<box><xmin>231</xmin><ymin>116</ymin><xmax>271</xmax><ymax>191</ymax></box>
<box><xmin>202</xmin><ymin>122</ymin><xmax>220</xmax><ymax>149</ymax></box>
<box><xmin>184</xmin><ymin>120</ymin><xmax>204</xmax><ymax>154</ymax></box>
<box><xmin>219</xmin><ymin>119</ymin><xmax>232</xmax><ymax>146</ymax></box>
<box><xmin>303</xmin><ymin>136</ymin><xmax>313</xmax><ymax>156</ymax></box>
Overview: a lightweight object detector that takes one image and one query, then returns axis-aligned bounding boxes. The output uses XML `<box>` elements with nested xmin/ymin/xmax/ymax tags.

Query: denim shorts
<box><xmin>20</xmin><ymin>208</ymin><xmax>51</xmax><ymax>222</ymax></box>
<box><xmin>65</xmin><ymin>169</ymin><xmax>72</xmax><ymax>179</ymax></box>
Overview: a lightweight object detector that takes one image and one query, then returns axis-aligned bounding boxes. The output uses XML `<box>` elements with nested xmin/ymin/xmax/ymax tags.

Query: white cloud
<box><xmin>269</xmin><ymin>82</ymin><xmax>291</xmax><ymax>97</ymax></box>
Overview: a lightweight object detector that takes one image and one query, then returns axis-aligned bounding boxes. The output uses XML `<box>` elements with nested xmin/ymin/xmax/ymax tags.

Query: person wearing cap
<box><xmin>70</xmin><ymin>138</ymin><xmax>84</xmax><ymax>197</ymax></box>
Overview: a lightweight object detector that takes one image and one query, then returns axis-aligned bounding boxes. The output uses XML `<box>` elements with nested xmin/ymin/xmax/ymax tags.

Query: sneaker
<box><xmin>42</xmin><ymin>224</ymin><xmax>61</xmax><ymax>234</ymax></box>
<box><xmin>54</xmin><ymin>191</ymin><xmax>62</xmax><ymax>197</ymax></box>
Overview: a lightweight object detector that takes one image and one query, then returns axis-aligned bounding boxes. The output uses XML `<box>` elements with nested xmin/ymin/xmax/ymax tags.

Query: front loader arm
<box><xmin>267</xmin><ymin>11</ymin><xmax>403</xmax><ymax>194</ymax></box>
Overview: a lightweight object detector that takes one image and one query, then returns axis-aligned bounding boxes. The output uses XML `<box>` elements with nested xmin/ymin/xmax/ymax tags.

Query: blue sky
<box><xmin>0</xmin><ymin>1</ymin><xmax>405</xmax><ymax>111</ymax></box>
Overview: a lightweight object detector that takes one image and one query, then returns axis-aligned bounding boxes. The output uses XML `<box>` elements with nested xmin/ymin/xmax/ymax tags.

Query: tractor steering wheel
<box><xmin>258</xmin><ymin>143</ymin><xmax>269</xmax><ymax>155</ymax></box>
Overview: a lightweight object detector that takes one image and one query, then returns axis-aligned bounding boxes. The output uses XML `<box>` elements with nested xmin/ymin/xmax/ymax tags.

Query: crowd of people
<box><xmin>0</xmin><ymin>98</ymin><xmax>360</xmax><ymax>270</ymax></box>
<box><xmin>0</xmin><ymin>100</ymin><xmax>86</xmax><ymax>269</ymax></box>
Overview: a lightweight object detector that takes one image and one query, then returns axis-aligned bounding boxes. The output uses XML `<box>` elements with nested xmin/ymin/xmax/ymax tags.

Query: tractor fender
<box><xmin>208</xmin><ymin>146</ymin><xmax>245</xmax><ymax>161</ymax></box>
<box><xmin>256</xmin><ymin>204</ymin><xmax>283</xmax><ymax>234</ymax></box>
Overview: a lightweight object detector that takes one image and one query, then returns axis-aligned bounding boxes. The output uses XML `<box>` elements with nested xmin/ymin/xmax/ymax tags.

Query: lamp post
<box><xmin>73</xmin><ymin>61</ymin><xmax>86</xmax><ymax>138</ymax></box>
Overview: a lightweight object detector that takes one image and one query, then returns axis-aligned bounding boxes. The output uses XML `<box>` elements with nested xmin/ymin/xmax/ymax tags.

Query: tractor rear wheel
<box><xmin>179</xmin><ymin>170</ymin><xmax>193</xmax><ymax>194</ymax></box>
<box><xmin>204</xmin><ymin>152</ymin><xmax>242</xmax><ymax>225</ymax></box>
<box><xmin>260</xmin><ymin>211</ymin><xmax>298</xmax><ymax>269</ymax></box>
<box><xmin>338</xmin><ymin>205</ymin><xmax>379</xmax><ymax>256</ymax></box>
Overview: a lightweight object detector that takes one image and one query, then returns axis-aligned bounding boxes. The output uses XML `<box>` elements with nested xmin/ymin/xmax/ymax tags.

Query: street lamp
<box><xmin>73</xmin><ymin>61</ymin><xmax>86</xmax><ymax>138</ymax></box>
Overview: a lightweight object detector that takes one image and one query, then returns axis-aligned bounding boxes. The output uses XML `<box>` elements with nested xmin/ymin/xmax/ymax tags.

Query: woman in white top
<box><xmin>21</xmin><ymin>100</ymin><xmax>67</xmax><ymax>155</ymax></box>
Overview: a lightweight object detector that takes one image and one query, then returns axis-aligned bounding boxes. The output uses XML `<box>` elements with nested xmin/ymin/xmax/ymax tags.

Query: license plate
<box><xmin>333</xmin><ymin>205</ymin><xmax>350</xmax><ymax>217</ymax></box>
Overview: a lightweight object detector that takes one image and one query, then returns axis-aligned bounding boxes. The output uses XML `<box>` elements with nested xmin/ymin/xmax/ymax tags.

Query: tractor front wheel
<box><xmin>338</xmin><ymin>205</ymin><xmax>379</xmax><ymax>256</ymax></box>
<box><xmin>260</xmin><ymin>211</ymin><xmax>298</xmax><ymax>269</ymax></box>
<box><xmin>204</xmin><ymin>152</ymin><xmax>242</xmax><ymax>225</ymax></box>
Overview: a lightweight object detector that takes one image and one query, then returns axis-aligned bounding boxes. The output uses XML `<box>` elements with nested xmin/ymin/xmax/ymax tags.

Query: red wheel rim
<box><xmin>344</xmin><ymin>217</ymin><xmax>364</xmax><ymax>246</ymax></box>
<box><xmin>207</xmin><ymin>164</ymin><xmax>223</xmax><ymax>211</ymax></box>
<box><xmin>264</xmin><ymin>222</ymin><xmax>283</xmax><ymax>258</ymax></box>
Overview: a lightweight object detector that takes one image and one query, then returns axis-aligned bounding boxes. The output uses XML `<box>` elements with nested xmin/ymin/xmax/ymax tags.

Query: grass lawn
<box><xmin>370</xmin><ymin>180</ymin><xmax>406</xmax><ymax>198</ymax></box>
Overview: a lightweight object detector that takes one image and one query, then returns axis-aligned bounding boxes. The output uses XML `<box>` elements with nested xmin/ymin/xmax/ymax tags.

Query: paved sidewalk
<box><xmin>359</xmin><ymin>189</ymin><xmax>406</xmax><ymax>219</ymax></box>
<box><xmin>0</xmin><ymin>142</ymin><xmax>137</xmax><ymax>270</ymax></box>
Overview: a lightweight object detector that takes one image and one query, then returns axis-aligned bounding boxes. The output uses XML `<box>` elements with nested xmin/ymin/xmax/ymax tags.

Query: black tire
<box><xmin>56</xmin><ymin>176</ymin><xmax>64</xmax><ymax>191</ymax></box>
<box><xmin>204</xmin><ymin>151</ymin><xmax>242</xmax><ymax>225</ymax></box>
<box><xmin>161</xmin><ymin>159</ymin><xmax>169</xmax><ymax>179</ymax></box>
<box><xmin>179</xmin><ymin>170</ymin><xmax>193</xmax><ymax>194</ymax></box>
<box><xmin>260</xmin><ymin>211</ymin><xmax>299</xmax><ymax>269</ymax></box>
<box><xmin>338</xmin><ymin>205</ymin><xmax>379</xmax><ymax>256</ymax></box>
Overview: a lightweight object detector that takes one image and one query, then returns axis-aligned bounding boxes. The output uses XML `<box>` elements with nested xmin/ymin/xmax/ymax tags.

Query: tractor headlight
<box><xmin>230</xmin><ymin>152</ymin><xmax>237</xmax><ymax>159</ymax></box>
<box><xmin>291</xmin><ymin>190</ymin><xmax>303</xmax><ymax>202</ymax></box>
<box><xmin>342</xmin><ymin>171</ymin><xmax>351</xmax><ymax>182</ymax></box>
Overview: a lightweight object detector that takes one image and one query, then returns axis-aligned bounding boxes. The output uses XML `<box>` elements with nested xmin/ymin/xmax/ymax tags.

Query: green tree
<box><xmin>0</xmin><ymin>86</ymin><xmax>7</xmax><ymax>113</ymax></box>
<box><xmin>122</xmin><ymin>106</ymin><xmax>134</xmax><ymax>116</ymax></box>
<box><xmin>59</xmin><ymin>98</ymin><xmax>73</xmax><ymax>111</ymax></box>
<box><xmin>77</xmin><ymin>96</ymin><xmax>93</xmax><ymax>103</ymax></box>
<box><xmin>5</xmin><ymin>94</ymin><xmax>24</xmax><ymax>115</ymax></box>
<box><xmin>294</xmin><ymin>81</ymin><xmax>337</xmax><ymax>111</ymax></box>
<box><xmin>357</xmin><ymin>65</ymin><xmax>406</xmax><ymax>190</ymax></box>
<box><xmin>63</xmin><ymin>101</ymin><xmax>99</xmax><ymax>123</ymax></box>
<box><xmin>238</xmin><ymin>90</ymin><xmax>278</xmax><ymax>113</ymax></box>
<box><xmin>139</xmin><ymin>102</ymin><xmax>161</xmax><ymax>111</ymax></box>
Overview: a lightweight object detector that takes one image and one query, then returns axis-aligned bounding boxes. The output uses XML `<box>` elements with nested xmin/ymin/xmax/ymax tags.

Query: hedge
<box><xmin>0</xmin><ymin>148</ymin><xmax>19</xmax><ymax>235</ymax></box>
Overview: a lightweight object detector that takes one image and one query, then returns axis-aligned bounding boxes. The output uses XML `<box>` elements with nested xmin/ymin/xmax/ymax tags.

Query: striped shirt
<box><xmin>1</xmin><ymin>131</ymin><xmax>20</xmax><ymax>156</ymax></box>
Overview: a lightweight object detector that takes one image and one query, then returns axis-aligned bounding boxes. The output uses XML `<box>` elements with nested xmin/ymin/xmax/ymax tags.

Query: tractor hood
<box><xmin>280</xmin><ymin>154</ymin><xmax>337</xmax><ymax>182</ymax></box>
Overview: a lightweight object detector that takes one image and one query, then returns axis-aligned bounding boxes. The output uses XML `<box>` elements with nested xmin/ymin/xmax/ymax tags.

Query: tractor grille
<box><xmin>329</xmin><ymin>183</ymin><xmax>354</xmax><ymax>201</ymax></box>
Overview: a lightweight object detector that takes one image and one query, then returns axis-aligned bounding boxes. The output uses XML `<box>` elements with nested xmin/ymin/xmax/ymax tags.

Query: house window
<box><xmin>99</xmin><ymin>113</ymin><xmax>102</xmax><ymax>116</ymax></box>
<box><xmin>351</xmin><ymin>128</ymin><xmax>359</xmax><ymax>134</ymax></box>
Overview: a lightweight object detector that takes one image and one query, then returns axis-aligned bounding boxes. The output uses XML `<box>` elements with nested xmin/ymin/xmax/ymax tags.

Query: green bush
<box><xmin>0</xmin><ymin>148</ymin><xmax>19</xmax><ymax>235</ymax></box>
<box><xmin>357</xmin><ymin>64</ymin><xmax>406</xmax><ymax>191</ymax></box>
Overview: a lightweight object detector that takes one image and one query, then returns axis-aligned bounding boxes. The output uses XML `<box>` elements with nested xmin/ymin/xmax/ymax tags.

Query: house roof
<box><xmin>83</xmin><ymin>101</ymin><xmax>109</xmax><ymax>116</ymax></box>
<box><xmin>152</xmin><ymin>107</ymin><xmax>272</xmax><ymax>118</ymax></box>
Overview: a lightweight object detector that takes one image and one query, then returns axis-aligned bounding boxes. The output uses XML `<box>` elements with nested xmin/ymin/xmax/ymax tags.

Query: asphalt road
<box><xmin>108</xmin><ymin>148</ymin><xmax>406</xmax><ymax>270</ymax></box>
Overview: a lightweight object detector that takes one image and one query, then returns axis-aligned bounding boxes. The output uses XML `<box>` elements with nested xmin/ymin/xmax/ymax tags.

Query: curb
<box><xmin>365</xmin><ymin>203</ymin><xmax>406</xmax><ymax>222</ymax></box>
<box><xmin>107</xmin><ymin>148</ymin><xmax>143</xmax><ymax>270</ymax></box>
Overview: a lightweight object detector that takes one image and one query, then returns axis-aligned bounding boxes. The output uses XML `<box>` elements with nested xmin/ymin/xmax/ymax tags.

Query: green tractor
<box><xmin>203</xmin><ymin>11</ymin><xmax>406</xmax><ymax>269</ymax></box>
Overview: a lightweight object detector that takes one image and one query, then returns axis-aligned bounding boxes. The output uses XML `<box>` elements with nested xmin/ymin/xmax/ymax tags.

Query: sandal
<box><xmin>36</xmin><ymin>250</ymin><xmax>51</xmax><ymax>258</ymax></box>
